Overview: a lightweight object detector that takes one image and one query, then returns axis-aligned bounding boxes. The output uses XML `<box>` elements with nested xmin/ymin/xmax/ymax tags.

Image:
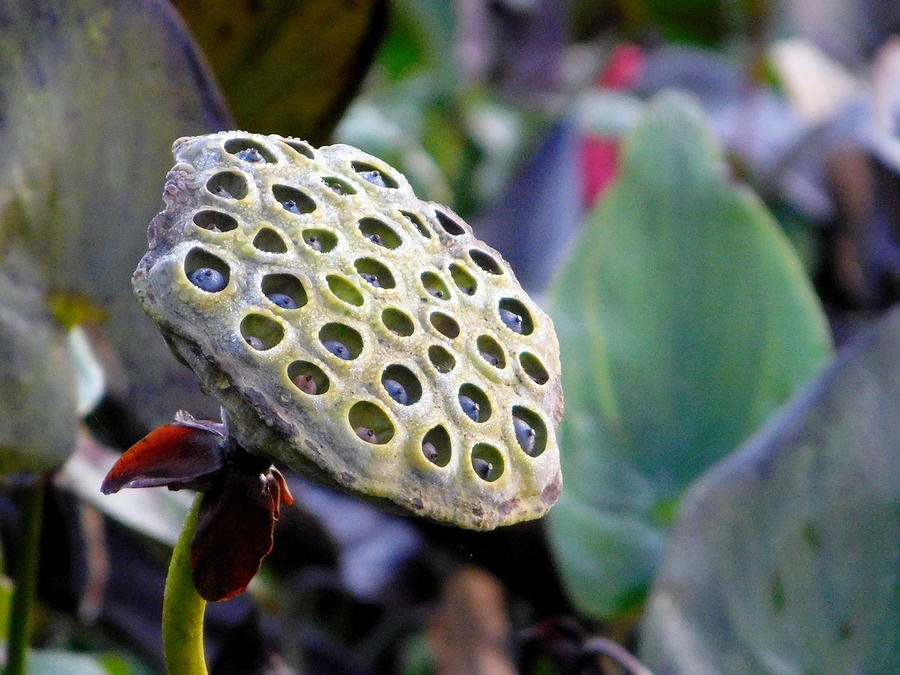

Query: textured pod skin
<box><xmin>133</xmin><ymin>132</ymin><xmax>563</xmax><ymax>530</ymax></box>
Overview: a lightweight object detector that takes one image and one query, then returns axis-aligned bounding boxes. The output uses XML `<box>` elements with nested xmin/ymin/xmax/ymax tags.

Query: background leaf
<box><xmin>641</xmin><ymin>306</ymin><xmax>900</xmax><ymax>674</ymax></box>
<box><xmin>545</xmin><ymin>92</ymin><xmax>832</xmax><ymax>618</ymax></box>
<box><xmin>172</xmin><ymin>0</ymin><xmax>388</xmax><ymax>144</ymax></box>
<box><xmin>476</xmin><ymin>115</ymin><xmax>582</xmax><ymax>293</ymax></box>
<box><xmin>0</xmin><ymin>255</ymin><xmax>76</xmax><ymax>473</ymax></box>
<box><xmin>0</xmin><ymin>0</ymin><xmax>233</xmax><ymax>432</ymax></box>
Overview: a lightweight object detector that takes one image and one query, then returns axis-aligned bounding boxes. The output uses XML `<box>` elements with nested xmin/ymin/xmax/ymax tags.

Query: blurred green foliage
<box><xmin>546</xmin><ymin>93</ymin><xmax>832</xmax><ymax>618</ymax></box>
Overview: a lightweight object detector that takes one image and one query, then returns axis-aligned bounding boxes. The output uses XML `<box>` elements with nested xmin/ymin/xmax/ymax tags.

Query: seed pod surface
<box><xmin>133</xmin><ymin>132</ymin><xmax>563</xmax><ymax>529</ymax></box>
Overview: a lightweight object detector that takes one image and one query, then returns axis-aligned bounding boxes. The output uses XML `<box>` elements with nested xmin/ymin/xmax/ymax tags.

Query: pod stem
<box><xmin>5</xmin><ymin>477</ymin><xmax>46</xmax><ymax>675</ymax></box>
<box><xmin>163</xmin><ymin>492</ymin><xmax>208</xmax><ymax>675</ymax></box>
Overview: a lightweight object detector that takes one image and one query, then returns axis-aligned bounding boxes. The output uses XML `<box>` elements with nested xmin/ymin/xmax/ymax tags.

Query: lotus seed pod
<box><xmin>133</xmin><ymin>131</ymin><xmax>563</xmax><ymax>530</ymax></box>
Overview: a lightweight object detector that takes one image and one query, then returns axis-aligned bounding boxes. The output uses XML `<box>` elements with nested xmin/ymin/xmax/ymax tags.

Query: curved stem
<box><xmin>5</xmin><ymin>477</ymin><xmax>46</xmax><ymax>675</ymax></box>
<box><xmin>163</xmin><ymin>493</ymin><xmax>208</xmax><ymax>675</ymax></box>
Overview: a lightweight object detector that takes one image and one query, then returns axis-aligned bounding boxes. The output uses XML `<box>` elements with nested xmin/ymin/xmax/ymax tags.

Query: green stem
<box><xmin>162</xmin><ymin>493</ymin><xmax>208</xmax><ymax>675</ymax></box>
<box><xmin>5</xmin><ymin>478</ymin><xmax>46</xmax><ymax>675</ymax></box>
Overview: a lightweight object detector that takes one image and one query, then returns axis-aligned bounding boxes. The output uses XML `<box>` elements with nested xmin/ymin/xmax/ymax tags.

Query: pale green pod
<box><xmin>133</xmin><ymin>132</ymin><xmax>563</xmax><ymax>530</ymax></box>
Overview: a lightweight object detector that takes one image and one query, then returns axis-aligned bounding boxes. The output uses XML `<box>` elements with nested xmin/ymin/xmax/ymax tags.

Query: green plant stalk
<box><xmin>5</xmin><ymin>478</ymin><xmax>46</xmax><ymax>675</ymax></box>
<box><xmin>163</xmin><ymin>492</ymin><xmax>207</xmax><ymax>675</ymax></box>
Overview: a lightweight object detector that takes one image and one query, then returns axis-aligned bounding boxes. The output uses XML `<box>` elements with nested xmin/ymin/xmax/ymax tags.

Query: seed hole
<box><xmin>428</xmin><ymin>345</ymin><xmax>455</xmax><ymax>373</ymax></box>
<box><xmin>458</xmin><ymin>383</ymin><xmax>491</xmax><ymax>423</ymax></box>
<box><xmin>498</xmin><ymin>298</ymin><xmax>534</xmax><ymax>335</ymax></box>
<box><xmin>382</xmin><ymin>308</ymin><xmax>414</xmax><ymax>336</ymax></box>
<box><xmin>435</xmin><ymin>210</ymin><xmax>466</xmax><ymax>236</ymax></box>
<box><xmin>319</xmin><ymin>323</ymin><xmax>362</xmax><ymax>360</ymax></box>
<box><xmin>381</xmin><ymin>365</ymin><xmax>422</xmax><ymax>406</ymax></box>
<box><xmin>470</xmin><ymin>249</ymin><xmax>503</xmax><ymax>275</ymax></box>
<box><xmin>283</xmin><ymin>140</ymin><xmax>315</xmax><ymax>159</ymax></box>
<box><xmin>184</xmin><ymin>248</ymin><xmax>230</xmax><ymax>293</ymax></box>
<box><xmin>354</xmin><ymin>258</ymin><xmax>395</xmax><ymax>289</ymax></box>
<box><xmin>351</xmin><ymin>161</ymin><xmax>398</xmax><ymax>189</ymax></box>
<box><xmin>253</xmin><ymin>228</ymin><xmax>288</xmax><ymax>253</ymax></box>
<box><xmin>287</xmin><ymin>361</ymin><xmax>329</xmax><ymax>395</ymax></box>
<box><xmin>303</xmin><ymin>228</ymin><xmax>337</xmax><ymax>253</ymax></box>
<box><xmin>420</xmin><ymin>271</ymin><xmax>450</xmax><ymax>300</ymax></box>
<box><xmin>192</xmin><ymin>210</ymin><xmax>238</xmax><ymax>233</ymax></box>
<box><xmin>471</xmin><ymin>444</ymin><xmax>504</xmax><ymax>482</ymax></box>
<box><xmin>422</xmin><ymin>426</ymin><xmax>451</xmax><ymax>467</ymax></box>
<box><xmin>477</xmin><ymin>335</ymin><xmax>506</xmax><ymax>368</ymax></box>
<box><xmin>262</xmin><ymin>274</ymin><xmax>307</xmax><ymax>310</ymax></box>
<box><xmin>430</xmin><ymin>312</ymin><xmax>460</xmax><ymax>339</ymax></box>
<box><xmin>326</xmin><ymin>275</ymin><xmax>364</xmax><ymax>306</ymax></box>
<box><xmin>512</xmin><ymin>406</ymin><xmax>547</xmax><ymax>457</ymax></box>
<box><xmin>449</xmin><ymin>263</ymin><xmax>477</xmax><ymax>295</ymax></box>
<box><xmin>206</xmin><ymin>171</ymin><xmax>249</xmax><ymax>200</ymax></box>
<box><xmin>358</xmin><ymin>218</ymin><xmax>401</xmax><ymax>249</ymax></box>
<box><xmin>519</xmin><ymin>352</ymin><xmax>549</xmax><ymax>384</ymax></box>
<box><xmin>240</xmin><ymin>314</ymin><xmax>284</xmax><ymax>351</ymax></box>
<box><xmin>224</xmin><ymin>138</ymin><xmax>276</xmax><ymax>163</ymax></box>
<box><xmin>272</xmin><ymin>184</ymin><xmax>316</xmax><ymax>215</ymax></box>
<box><xmin>348</xmin><ymin>401</ymin><xmax>394</xmax><ymax>444</ymax></box>
<box><xmin>323</xmin><ymin>177</ymin><xmax>356</xmax><ymax>195</ymax></box>
<box><xmin>401</xmin><ymin>211</ymin><xmax>431</xmax><ymax>238</ymax></box>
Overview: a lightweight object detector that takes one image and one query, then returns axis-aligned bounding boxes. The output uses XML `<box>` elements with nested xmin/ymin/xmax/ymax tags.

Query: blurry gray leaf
<box><xmin>786</xmin><ymin>0</ymin><xmax>900</xmax><ymax>67</ymax></box>
<box><xmin>293</xmin><ymin>480</ymin><xmax>422</xmax><ymax>602</ymax></box>
<box><xmin>476</xmin><ymin>115</ymin><xmax>581</xmax><ymax>292</ymax></box>
<box><xmin>456</xmin><ymin>0</ymin><xmax>566</xmax><ymax>99</ymax></box>
<box><xmin>0</xmin><ymin>0</ymin><xmax>233</xmax><ymax>431</ymax></box>
<box><xmin>0</xmin><ymin>256</ymin><xmax>76</xmax><ymax>473</ymax></box>
<box><xmin>26</xmin><ymin>649</ymin><xmax>114</xmax><ymax>675</ymax></box>
<box><xmin>641</xmin><ymin>306</ymin><xmax>900</xmax><ymax>674</ymax></box>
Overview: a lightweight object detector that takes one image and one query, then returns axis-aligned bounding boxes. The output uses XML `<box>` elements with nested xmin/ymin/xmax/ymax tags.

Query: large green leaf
<box><xmin>641</xmin><ymin>306</ymin><xmax>900</xmax><ymax>674</ymax></box>
<box><xmin>172</xmin><ymin>0</ymin><xmax>388</xmax><ymax>144</ymax></box>
<box><xmin>0</xmin><ymin>0</ymin><xmax>233</xmax><ymax>434</ymax></box>
<box><xmin>545</xmin><ymin>92</ymin><xmax>832</xmax><ymax>618</ymax></box>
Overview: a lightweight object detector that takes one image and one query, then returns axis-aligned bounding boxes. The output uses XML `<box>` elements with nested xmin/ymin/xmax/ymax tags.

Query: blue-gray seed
<box><xmin>459</xmin><ymin>395</ymin><xmax>479</xmax><ymax>422</ymax></box>
<box><xmin>188</xmin><ymin>267</ymin><xmax>226</xmax><ymax>292</ymax></box>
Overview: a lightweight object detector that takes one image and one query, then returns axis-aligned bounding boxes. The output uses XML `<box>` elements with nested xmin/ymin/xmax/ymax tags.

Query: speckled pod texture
<box><xmin>133</xmin><ymin>132</ymin><xmax>563</xmax><ymax>530</ymax></box>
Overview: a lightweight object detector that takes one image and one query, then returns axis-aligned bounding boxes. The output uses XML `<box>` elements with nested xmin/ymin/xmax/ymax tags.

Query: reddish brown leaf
<box><xmin>189</xmin><ymin>469</ymin><xmax>281</xmax><ymax>602</ymax></box>
<box><xmin>100</xmin><ymin>424</ymin><xmax>224</xmax><ymax>494</ymax></box>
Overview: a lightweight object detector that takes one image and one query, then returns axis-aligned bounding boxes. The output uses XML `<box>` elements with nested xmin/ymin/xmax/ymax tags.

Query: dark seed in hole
<box><xmin>245</xmin><ymin>335</ymin><xmax>265</xmax><ymax>350</ymax></box>
<box><xmin>235</xmin><ymin>147</ymin><xmax>263</xmax><ymax>162</ymax></box>
<box><xmin>359</xmin><ymin>170</ymin><xmax>385</xmax><ymax>187</ymax></box>
<box><xmin>513</xmin><ymin>417</ymin><xmax>536</xmax><ymax>454</ymax></box>
<box><xmin>282</xmin><ymin>199</ymin><xmax>301</xmax><ymax>214</ymax></box>
<box><xmin>430</xmin><ymin>289</ymin><xmax>443</xmax><ymax>299</ymax></box>
<box><xmin>188</xmin><ymin>268</ymin><xmax>227</xmax><ymax>292</ymax></box>
<box><xmin>383</xmin><ymin>379</ymin><xmax>408</xmax><ymax>405</ymax></box>
<box><xmin>324</xmin><ymin>340</ymin><xmax>351</xmax><ymax>360</ymax></box>
<box><xmin>360</xmin><ymin>273</ymin><xmax>380</xmax><ymax>288</ymax></box>
<box><xmin>500</xmin><ymin>308</ymin><xmax>523</xmax><ymax>333</ymax></box>
<box><xmin>355</xmin><ymin>426</ymin><xmax>377</xmax><ymax>442</ymax></box>
<box><xmin>214</xmin><ymin>186</ymin><xmax>232</xmax><ymax>198</ymax></box>
<box><xmin>472</xmin><ymin>458</ymin><xmax>492</xmax><ymax>480</ymax></box>
<box><xmin>292</xmin><ymin>374</ymin><xmax>318</xmax><ymax>394</ymax></box>
<box><xmin>365</xmin><ymin>232</ymin><xmax>382</xmax><ymax>245</ymax></box>
<box><xmin>480</xmin><ymin>351</ymin><xmax>499</xmax><ymax>367</ymax></box>
<box><xmin>267</xmin><ymin>292</ymin><xmax>297</xmax><ymax>310</ymax></box>
<box><xmin>459</xmin><ymin>395</ymin><xmax>480</xmax><ymax>422</ymax></box>
<box><xmin>306</xmin><ymin>235</ymin><xmax>322</xmax><ymax>251</ymax></box>
<box><xmin>422</xmin><ymin>442</ymin><xmax>438</xmax><ymax>462</ymax></box>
